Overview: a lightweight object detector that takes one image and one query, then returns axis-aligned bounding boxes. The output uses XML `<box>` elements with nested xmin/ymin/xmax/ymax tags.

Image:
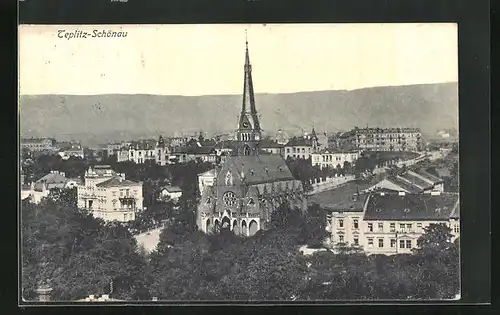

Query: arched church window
<box><xmin>223</xmin><ymin>191</ymin><xmax>237</xmax><ymax>207</ymax></box>
<box><xmin>248</xmin><ymin>198</ymin><xmax>255</xmax><ymax>205</ymax></box>
<box><xmin>243</xmin><ymin>145</ymin><xmax>251</xmax><ymax>156</ymax></box>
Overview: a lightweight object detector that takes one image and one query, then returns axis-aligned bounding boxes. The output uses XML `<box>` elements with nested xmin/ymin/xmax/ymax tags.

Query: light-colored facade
<box><xmin>326</xmin><ymin>191</ymin><xmax>460</xmax><ymax>255</ymax></box>
<box><xmin>58</xmin><ymin>145</ymin><xmax>85</xmax><ymax>160</ymax></box>
<box><xmin>338</xmin><ymin>127</ymin><xmax>423</xmax><ymax>152</ymax></box>
<box><xmin>311</xmin><ymin>149</ymin><xmax>360</xmax><ymax>169</ymax></box>
<box><xmin>158</xmin><ymin>186</ymin><xmax>183</xmax><ymax>202</ymax></box>
<box><xmin>77</xmin><ymin>165</ymin><xmax>143</xmax><ymax>222</ymax></box>
<box><xmin>21</xmin><ymin>138</ymin><xmax>56</xmax><ymax>152</ymax></box>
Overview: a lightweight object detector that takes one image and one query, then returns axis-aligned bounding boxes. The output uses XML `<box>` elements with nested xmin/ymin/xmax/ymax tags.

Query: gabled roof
<box><xmin>223</xmin><ymin>155</ymin><xmax>295</xmax><ymax>185</ymax></box>
<box><xmin>36</xmin><ymin>172</ymin><xmax>67</xmax><ymax>185</ymax></box>
<box><xmin>285</xmin><ymin>137</ymin><xmax>312</xmax><ymax>147</ymax></box>
<box><xmin>384</xmin><ymin>176</ymin><xmax>424</xmax><ymax>194</ymax></box>
<box><xmin>363</xmin><ymin>193</ymin><xmax>459</xmax><ymax>221</ymax></box>
<box><xmin>161</xmin><ymin>185</ymin><xmax>182</xmax><ymax>193</ymax></box>
<box><xmin>96</xmin><ymin>177</ymin><xmax>140</xmax><ymax>188</ymax></box>
<box><xmin>397</xmin><ymin>172</ymin><xmax>434</xmax><ymax>190</ymax></box>
<box><xmin>411</xmin><ymin>169</ymin><xmax>444</xmax><ymax>184</ymax></box>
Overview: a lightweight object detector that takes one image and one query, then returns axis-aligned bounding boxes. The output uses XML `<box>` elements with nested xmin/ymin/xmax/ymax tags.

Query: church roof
<box><xmin>224</xmin><ymin>155</ymin><xmax>295</xmax><ymax>185</ymax></box>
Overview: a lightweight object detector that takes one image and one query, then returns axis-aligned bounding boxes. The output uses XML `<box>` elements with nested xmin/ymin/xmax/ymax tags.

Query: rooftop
<box><xmin>96</xmin><ymin>176</ymin><xmax>140</xmax><ymax>188</ymax></box>
<box><xmin>223</xmin><ymin>155</ymin><xmax>295</xmax><ymax>185</ymax></box>
<box><xmin>161</xmin><ymin>185</ymin><xmax>182</xmax><ymax>193</ymax></box>
<box><xmin>363</xmin><ymin>192</ymin><xmax>459</xmax><ymax>221</ymax></box>
<box><xmin>308</xmin><ymin>180</ymin><xmax>374</xmax><ymax>212</ymax></box>
<box><xmin>285</xmin><ymin>137</ymin><xmax>313</xmax><ymax>147</ymax></box>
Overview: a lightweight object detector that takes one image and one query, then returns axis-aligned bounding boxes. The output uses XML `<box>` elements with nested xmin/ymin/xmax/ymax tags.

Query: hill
<box><xmin>19</xmin><ymin>83</ymin><xmax>458</xmax><ymax>146</ymax></box>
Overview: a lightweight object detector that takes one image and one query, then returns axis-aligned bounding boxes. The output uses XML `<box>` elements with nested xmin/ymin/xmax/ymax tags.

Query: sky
<box><xmin>19</xmin><ymin>23</ymin><xmax>458</xmax><ymax>96</ymax></box>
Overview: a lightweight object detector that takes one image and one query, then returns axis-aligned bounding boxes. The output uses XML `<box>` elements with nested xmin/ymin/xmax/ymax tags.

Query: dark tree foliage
<box><xmin>21</xmin><ymin>199</ymin><xmax>149</xmax><ymax>301</ymax></box>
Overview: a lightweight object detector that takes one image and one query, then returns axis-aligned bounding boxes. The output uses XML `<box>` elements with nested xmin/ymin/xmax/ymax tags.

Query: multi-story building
<box><xmin>324</xmin><ymin>190</ymin><xmax>459</xmax><ymax>255</ymax></box>
<box><xmin>260</xmin><ymin>139</ymin><xmax>285</xmax><ymax>156</ymax></box>
<box><xmin>21</xmin><ymin>137</ymin><xmax>57</xmax><ymax>152</ymax></box>
<box><xmin>284</xmin><ymin>128</ymin><xmax>319</xmax><ymax>160</ymax></box>
<box><xmin>311</xmin><ymin>149</ymin><xmax>360</xmax><ymax>169</ymax></box>
<box><xmin>77</xmin><ymin>165</ymin><xmax>143</xmax><ymax>222</ymax></box>
<box><xmin>113</xmin><ymin>137</ymin><xmax>170</xmax><ymax>165</ymax></box>
<box><xmin>336</xmin><ymin>127</ymin><xmax>423</xmax><ymax>152</ymax></box>
<box><xmin>196</xmin><ymin>38</ymin><xmax>307</xmax><ymax>237</ymax></box>
<box><xmin>107</xmin><ymin>142</ymin><xmax>131</xmax><ymax>157</ymax></box>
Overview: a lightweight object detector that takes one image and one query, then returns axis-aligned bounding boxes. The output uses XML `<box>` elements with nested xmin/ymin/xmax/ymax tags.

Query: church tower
<box><xmin>311</xmin><ymin>123</ymin><xmax>319</xmax><ymax>152</ymax></box>
<box><xmin>234</xmin><ymin>34</ymin><xmax>262</xmax><ymax>156</ymax></box>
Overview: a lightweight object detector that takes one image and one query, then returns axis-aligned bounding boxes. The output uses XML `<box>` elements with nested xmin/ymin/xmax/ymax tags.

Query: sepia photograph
<box><xmin>19</xmin><ymin>23</ymin><xmax>460</xmax><ymax>302</ymax></box>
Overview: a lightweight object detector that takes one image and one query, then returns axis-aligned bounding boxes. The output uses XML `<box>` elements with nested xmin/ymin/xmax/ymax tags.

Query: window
<box><xmin>399</xmin><ymin>223</ymin><xmax>405</xmax><ymax>230</ymax></box>
<box><xmin>399</xmin><ymin>240</ymin><xmax>405</xmax><ymax>249</ymax></box>
<box><xmin>378</xmin><ymin>238</ymin><xmax>384</xmax><ymax>248</ymax></box>
<box><xmin>368</xmin><ymin>238</ymin><xmax>374</xmax><ymax>248</ymax></box>
<box><xmin>417</xmin><ymin>223</ymin><xmax>422</xmax><ymax>229</ymax></box>
<box><xmin>390</xmin><ymin>223</ymin><xmax>395</xmax><ymax>232</ymax></box>
<box><xmin>338</xmin><ymin>235</ymin><xmax>344</xmax><ymax>243</ymax></box>
<box><xmin>353</xmin><ymin>219</ymin><xmax>359</xmax><ymax>229</ymax></box>
<box><xmin>454</xmin><ymin>225</ymin><xmax>460</xmax><ymax>233</ymax></box>
<box><xmin>123</xmin><ymin>214</ymin><xmax>127</xmax><ymax>221</ymax></box>
<box><xmin>353</xmin><ymin>237</ymin><xmax>359</xmax><ymax>245</ymax></box>
<box><xmin>286</xmin><ymin>148</ymin><xmax>290</xmax><ymax>153</ymax></box>
<box><xmin>378</xmin><ymin>222</ymin><xmax>384</xmax><ymax>231</ymax></box>
<box><xmin>368</xmin><ymin>223</ymin><xmax>373</xmax><ymax>232</ymax></box>
<box><xmin>405</xmin><ymin>240</ymin><xmax>412</xmax><ymax>248</ymax></box>
<box><xmin>406</xmin><ymin>223</ymin><xmax>412</xmax><ymax>230</ymax></box>
<box><xmin>390</xmin><ymin>239</ymin><xmax>396</xmax><ymax>248</ymax></box>
<box><xmin>338</xmin><ymin>219</ymin><xmax>344</xmax><ymax>228</ymax></box>
<box><xmin>112</xmin><ymin>191</ymin><xmax>117</xmax><ymax>196</ymax></box>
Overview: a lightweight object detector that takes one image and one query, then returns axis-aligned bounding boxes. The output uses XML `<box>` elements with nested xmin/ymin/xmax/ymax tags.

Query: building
<box><xmin>170</xmin><ymin>143</ymin><xmax>218</xmax><ymax>164</ymax></box>
<box><xmin>336</xmin><ymin>127</ymin><xmax>423</xmax><ymax>152</ymax></box>
<box><xmin>21</xmin><ymin>137</ymin><xmax>56</xmax><ymax>152</ymax></box>
<box><xmin>274</xmin><ymin>129</ymin><xmax>290</xmax><ymax>145</ymax></box>
<box><xmin>58</xmin><ymin>144</ymin><xmax>84</xmax><ymax>160</ymax></box>
<box><xmin>155</xmin><ymin>136</ymin><xmax>169</xmax><ymax>166</ymax></box>
<box><xmin>364</xmin><ymin>169</ymin><xmax>444</xmax><ymax>194</ymax></box>
<box><xmin>260</xmin><ymin>139</ymin><xmax>285</xmax><ymax>156</ymax></box>
<box><xmin>107</xmin><ymin>142</ymin><xmax>131</xmax><ymax>157</ymax></box>
<box><xmin>158</xmin><ymin>185</ymin><xmax>183</xmax><ymax>202</ymax></box>
<box><xmin>311</xmin><ymin>148</ymin><xmax>360</xmax><ymax>169</ymax></box>
<box><xmin>196</xmin><ymin>38</ymin><xmax>307</xmax><ymax>237</ymax></box>
<box><xmin>21</xmin><ymin>170</ymin><xmax>80</xmax><ymax>204</ymax></box>
<box><xmin>324</xmin><ymin>190</ymin><xmax>459</xmax><ymax>255</ymax></box>
<box><xmin>284</xmin><ymin>133</ymin><xmax>318</xmax><ymax>160</ymax></box>
<box><xmin>77</xmin><ymin>165</ymin><xmax>143</xmax><ymax>222</ymax></box>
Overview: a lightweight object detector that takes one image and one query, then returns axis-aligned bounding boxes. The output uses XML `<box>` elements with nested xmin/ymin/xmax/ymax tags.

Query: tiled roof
<box><xmin>173</xmin><ymin>144</ymin><xmax>216</xmax><ymax>155</ymax></box>
<box><xmin>96</xmin><ymin>177</ymin><xmax>140</xmax><ymax>188</ymax></box>
<box><xmin>435</xmin><ymin>168</ymin><xmax>451</xmax><ymax>178</ymax></box>
<box><xmin>363</xmin><ymin>193</ymin><xmax>459</xmax><ymax>221</ymax></box>
<box><xmin>285</xmin><ymin>137</ymin><xmax>312</xmax><ymax>147</ymax></box>
<box><xmin>260</xmin><ymin>139</ymin><xmax>284</xmax><ymax>149</ymax></box>
<box><xmin>223</xmin><ymin>155</ymin><xmax>295</xmax><ymax>185</ymax></box>
<box><xmin>385</xmin><ymin>176</ymin><xmax>424</xmax><ymax>194</ymax></box>
<box><xmin>397</xmin><ymin>172</ymin><xmax>434</xmax><ymax>190</ymax></box>
<box><xmin>308</xmin><ymin>181</ymin><xmax>374</xmax><ymax>212</ymax></box>
<box><xmin>412</xmin><ymin>169</ymin><xmax>444</xmax><ymax>184</ymax></box>
<box><xmin>36</xmin><ymin>172</ymin><xmax>67</xmax><ymax>185</ymax></box>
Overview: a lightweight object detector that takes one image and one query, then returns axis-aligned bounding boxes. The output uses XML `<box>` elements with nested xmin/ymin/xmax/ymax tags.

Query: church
<box><xmin>196</xmin><ymin>37</ymin><xmax>308</xmax><ymax>236</ymax></box>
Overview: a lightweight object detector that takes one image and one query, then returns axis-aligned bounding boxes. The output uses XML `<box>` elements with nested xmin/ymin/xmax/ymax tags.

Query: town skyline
<box><xmin>19</xmin><ymin>23</ymin><xmax>457</xmax><ymax>96</ymax></box>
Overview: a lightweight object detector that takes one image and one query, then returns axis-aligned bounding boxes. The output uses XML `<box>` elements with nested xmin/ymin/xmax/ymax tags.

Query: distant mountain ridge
<box><xmin>19</xmin><ymin>83</ymin><xmax>458</xmax><ymax>147</ymax></box>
